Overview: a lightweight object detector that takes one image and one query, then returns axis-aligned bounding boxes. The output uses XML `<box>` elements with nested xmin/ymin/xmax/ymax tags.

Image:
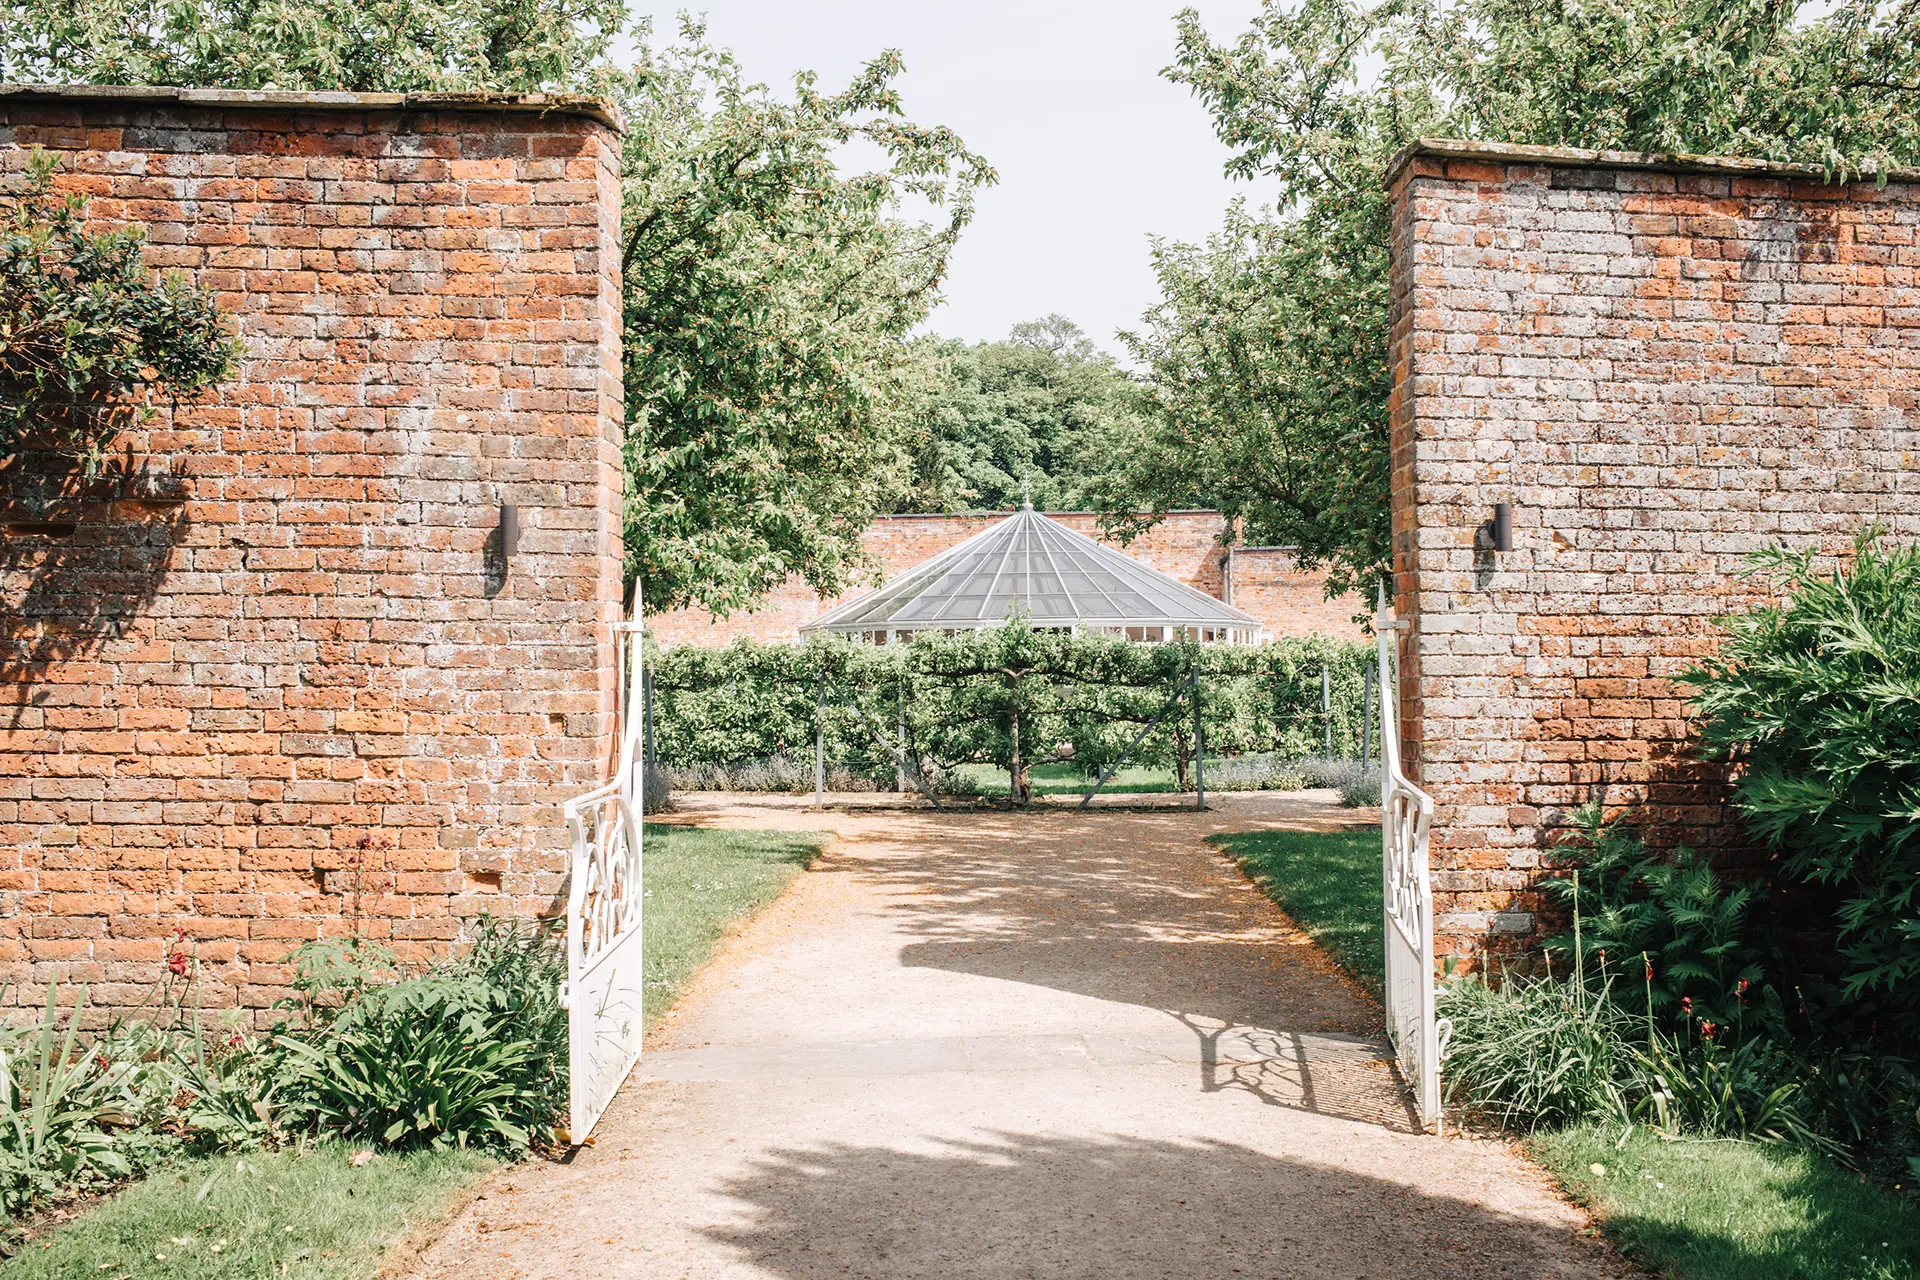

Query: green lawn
<box><xmin>7</xmin><ymin>1144</ymin><xmax>495</xmax><ymax>1280</ymax></box>
<box><xmin>642</xmin><ymin>823</ymin><xmax>825</xmax><ymax>1024</ymax></box>
<box><xmin>1530</xmin><ymin>1124</ymin><xmax>1919</xmax><ymax>1280</ymax></box>
<box><xmin>1210</xmin><ymin>826</ymin><xmax>1382</xmax><ymax>996</ymax></box>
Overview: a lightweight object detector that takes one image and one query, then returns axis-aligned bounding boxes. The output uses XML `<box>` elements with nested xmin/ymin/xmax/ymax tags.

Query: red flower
<box><xmin>1680</xmin><ymin>996</ymin><xmax>1692</xmax><ymax>1015</ymax></box>
<box><xmin>1736</xmin><ymin>978</ymin><xmax>1750</xmax><ymax>1003</ymax></box>
<box><xmin>1700</xmin><ymin>1021</ymin><xmax>1717</xmax><ymax>1040</ymax></box>
<box><xmin>1644</xmin><ymin>956</ymin><xmax>1654</xmax><ymax>981</ymax></box>
<box><xmin>167</xmin><ymin>949</ymin><xmax>188</xmax><ymax>977</ymax></box>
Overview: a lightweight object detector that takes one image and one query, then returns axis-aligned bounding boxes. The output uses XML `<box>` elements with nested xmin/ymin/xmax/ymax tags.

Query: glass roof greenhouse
<box><xmin>801</xmin><ymin>503</ymin><xmax>1262</xmax><ymax>645</ymax></box>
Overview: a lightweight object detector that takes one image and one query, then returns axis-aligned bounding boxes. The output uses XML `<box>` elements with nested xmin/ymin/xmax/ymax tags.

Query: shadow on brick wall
<box><xmin>0</xmin><ymin>450</ymin><xmax>189</xmax><ymax>727</ymax></box>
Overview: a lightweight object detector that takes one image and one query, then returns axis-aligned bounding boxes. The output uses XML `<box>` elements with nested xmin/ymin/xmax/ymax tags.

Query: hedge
<box><xmin>646</xmin><ymin>624</ymin><xmax>1374</xmax><ymax>789</ymax></box>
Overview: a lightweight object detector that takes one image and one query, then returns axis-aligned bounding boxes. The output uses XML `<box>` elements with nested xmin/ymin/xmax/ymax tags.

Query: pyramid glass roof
<box><xmin>802</xmin><ymin>506</ymin><xmax>1261</xmax><ymax>637</ymax></box>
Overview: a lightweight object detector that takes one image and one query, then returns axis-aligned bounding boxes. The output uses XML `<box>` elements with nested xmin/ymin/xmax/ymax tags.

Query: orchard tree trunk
<box><xmin>1009</xmin><ymin>701</ymin><xmax>1031</xmax><ymax>807</ymax></box>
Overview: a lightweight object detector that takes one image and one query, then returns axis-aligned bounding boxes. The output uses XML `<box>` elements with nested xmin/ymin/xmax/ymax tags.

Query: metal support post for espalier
<box><xmin>641</xmin><ymin>664</ymin><xmax>655</xmax><ymax>766</ymax></box>
<box><xmin>1322</xmin><ymin>663</ymin><xmax>1333</xmax><ymax>757</ymax></box>
<box><xmin>1190</xmin><ymin>663</ymin><xmax>1206</xmax><ymax>811</ymax></box>
<box><xmin>813</xmin><ymin>670</ymin><xmax>826</xmax><ymax>807</ymax></box>
<box><xmin>896</xmin><ymin>683</ymin><xmax>908</xmax><ymax>793</ymax></box>
<box><xmin>1361</xmin><ymin>662</ymin><xmax>1375</xmax><ymax>764</ymax></box>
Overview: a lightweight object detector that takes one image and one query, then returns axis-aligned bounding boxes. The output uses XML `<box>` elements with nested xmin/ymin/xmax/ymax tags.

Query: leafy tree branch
<box><xmin>1105</xmin><ymin>0</ymin><xmax>1920</xmax><ymax>599</ymax></box>
<box><xmin>0</xmin><ymin>149</ymin><xmax>239</xmax><ymax>470</ymax></box>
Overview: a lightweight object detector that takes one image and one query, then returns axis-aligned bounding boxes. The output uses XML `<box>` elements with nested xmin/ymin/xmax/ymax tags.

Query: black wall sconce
<box><xmin>1477</xmin><ymin>502</ymin><xmax>1512</xmax><ymax>553</ymax></box>
<box><xmin>499</xmin><ymin>503</ymin><xmax>519</xmax><ymax>560</ymax></box>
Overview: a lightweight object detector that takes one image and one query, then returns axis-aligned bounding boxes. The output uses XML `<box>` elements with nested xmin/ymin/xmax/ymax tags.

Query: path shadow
<box><xmin>702</xmin><ymin>1129</ymin><xmax>1616</xmax><ymax>1279</ymax></box>
<box><xmin>880</xmin><ymin>809</ymin><xmax>1373</xmax><ymax>1026</ymax></box>
<box><xmin>857</xmin><ymin>807</ymin><xmax>1413</xmax><ymax>1128</ymax></box>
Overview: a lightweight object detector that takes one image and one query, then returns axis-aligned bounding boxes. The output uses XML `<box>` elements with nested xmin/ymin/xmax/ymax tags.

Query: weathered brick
<box><xmin>1387</xmin><ymin>142</ymin><xmax>1920</xmax><ymax>970</ymax></box>
<box><xmin>1</xmin><ymin>88</ymin><xmax>624</xmax><ymax>1025</ymax></box>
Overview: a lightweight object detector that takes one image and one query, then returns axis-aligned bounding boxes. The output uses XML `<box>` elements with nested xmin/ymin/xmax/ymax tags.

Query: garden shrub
<box><xmin>1440</xmin><ymin>538</ymin><xmax>1920</xmax><ymax>1182</ymax></box>
<box><xmin>1185</xmin><ymin>752</ymin><xmax>1379</xmax><ymax>803</ymax></box>
<box><xmin>1793</xmin><ymin>1049</ymin><xmax>1920</xmax><ymax>1177</ymax></box>
<box><xmin>0</xmin><ymin>919</ymin><xmax>572</xmax><ymax>1233</ymax></box>
<box><xmin>642</xmin><ymin>761</ymin><xmax>674</xmax><ymax>812</ymax></box>
<box><xmin>278</xmin><ymin>979</ymin><xmax>546</xmax><ymax>1150</ymax></box>
<box><xmin>667</xmin><ymin>756</ymin><xmax>883</xmax><ymax>794</ymax></box>
<box><xmin>1690</xmin><ymin>533</ymin><xmax>1920</xmax><ymax>1037</ymax></box>
<box><xmin>1541</xmin><ymin>804</ymin><xmax>1776</xmax><ymax>1034</ymax></box>
<box><xmin>1452</xmin><ymin>790</ymin><xmax>1917</xmax><ymax>1181</ymax></box>
<box><xmin>1439</xmin><ymin>974</ymin><xmax>1641</xmax><ymax>1132</ymax></box>
<box><xmin>0</xmin><ymin>987</ymin><xmax>157</xmax><ymax>1221</ymax></box>
<box><xmin>277</xmin><ymin>920</ymin><xmax>568</xmax><ymax>1152</ymax></box>
<box><xmin>1439</xmin><ymin>973</ymin><xmax>1825</xmax><ymax>1146</ymax></box>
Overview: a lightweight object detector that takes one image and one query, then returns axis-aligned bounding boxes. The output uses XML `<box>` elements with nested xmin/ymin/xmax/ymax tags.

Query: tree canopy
<box><xmin>0</xmin><ymin>149</ymin><xmax>239</xmax><ymax>469</ymax></box>
<box><xmin>900</xmin><ymin>316</ymin><xmax>1145</xmax><ymax>515</ymax></box>
<box><xmin>0</xmin><ymin>0</ymin><xmax>622</xmax><ymax>90</ymax></box>
<box><xmin>1106</xmin><ymin>0</ymin><xmax>1920</xmax><ymax>599</ymax></box>
<box><xmin>615</xmin><ymin>21</ymin><xmax>992</xmax><ymax>615</ymax></box>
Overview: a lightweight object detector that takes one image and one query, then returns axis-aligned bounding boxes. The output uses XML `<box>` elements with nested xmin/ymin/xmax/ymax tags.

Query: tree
<box><xmin>0</xmin><ymin>0</ymin><xmax>621</xmax><ymax>91</ymax></box>
<box><xmin>1</xmin><ymin>149</ymin><xmax>239</xmax><ymax>469</ymax></box>
<box><xmin>900</xmin><ymin>316</ymin><xmax>1146</xmax><ymax>514</ymax></box>
<box><xmin>1111</xmin><ymin>0</ymin><xmax>1920</xmax><ymax>597</ymax></box>
<box><xmin>614</xmin><ymin>21</ymin><xmax>993</xmax><ymax>615</ymax></box>
<box><xmin>1104</xmin><ymin>199</ymin><xmax>1390</xmax><ymax>599</ymax></box>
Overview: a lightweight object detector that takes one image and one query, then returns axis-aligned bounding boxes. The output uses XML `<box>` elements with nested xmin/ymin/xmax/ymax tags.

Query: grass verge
<box><xmin>642</xmin><ymin>823</ymin><xmax>825</xmax><ymax>1025</ymax></box>
<box><xmin>1529</xmin><ymin>1123</ymin><xmax>1919</xmax><ymax>1280</ymax></box>
<box><xmin>1209</xmin><ymin>827</ymin><xmax>1382</xmax><ymax>996</ymax></box>
<box><xmin>8</xmin><ymin>1143</ymin><xmax>496</xmax><ymax>1280</ymax></box>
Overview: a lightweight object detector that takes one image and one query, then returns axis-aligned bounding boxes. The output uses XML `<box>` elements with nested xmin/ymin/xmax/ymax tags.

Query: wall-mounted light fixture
<box><xmin>499</xmin><ymin>503</ymin><xmax>519</xmax><ymax>560</ymax></box>
<box><xmin>1478</xmin><ymin>502</ymin><xmax>1512</xmax><ymax>553</ymax></box>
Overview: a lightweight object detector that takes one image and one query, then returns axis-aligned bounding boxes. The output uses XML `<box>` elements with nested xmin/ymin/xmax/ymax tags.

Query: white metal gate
<box><xmin>1376</xmin><ymin>590</ymin><xmax>1449</xmax><ymax>1131</ymax></box>
<box><xmin>558</xmin><ymin>604</ymin><xmax>647</xmax><ymax>1143</ymax></box>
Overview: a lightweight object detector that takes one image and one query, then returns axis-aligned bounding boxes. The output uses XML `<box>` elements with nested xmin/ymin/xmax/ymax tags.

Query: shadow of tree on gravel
<box><xmin>868</xmin><ymin>807</ymin><xmax>1411</xmax><ymax>1129</ymax></box>
<box><xmin>702</xmin><ymin>1130</ymin><xmax>1620</xmax><ymax>1280</ymax></box>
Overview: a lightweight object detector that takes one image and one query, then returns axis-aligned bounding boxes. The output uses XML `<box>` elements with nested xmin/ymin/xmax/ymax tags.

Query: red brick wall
<box><xmin>649</xmin><ymin>511</ymin><xmax>1360</xmax><ymax>645</ymax></box>
<box><xmin>1227</xmin><ymin>549</ymin><xmax>1368</xmax><ymax>641</ymax></box>
<box><xmin>0</xmin><ymin>87</ymin><xmax>625</xmax><ymax>1023</ymax></box>
<box><xmin>1387</xmin><ymin>140</ymin><xmax>1920</xmax><ymax>965</ymax></box>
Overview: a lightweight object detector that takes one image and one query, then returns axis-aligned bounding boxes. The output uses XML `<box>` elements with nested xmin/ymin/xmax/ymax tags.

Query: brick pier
<box><xmin>1387</xmin><ymin>140</ymin><xmax>1920</xmax><ymax>966</ymax></box>
<box><xmin>0</xmin><ymin>87</ymin><xmax>625</xmax><ymax>1023</ymax></box>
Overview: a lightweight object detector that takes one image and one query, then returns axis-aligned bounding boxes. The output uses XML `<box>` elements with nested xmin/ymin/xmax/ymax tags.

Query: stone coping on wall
<box><xmin>0</xmin><ymin>82</ymin><xmax>623</xmax><ymax>132</ymax></box>
<box><xmin>1385</xmin><ymin>135</ymin><xmax>1920</xmax><ymax>189</ymax></box>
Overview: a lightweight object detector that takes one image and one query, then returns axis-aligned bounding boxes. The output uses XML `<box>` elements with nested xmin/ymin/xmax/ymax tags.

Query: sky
<box><xmin>626</xmin><ymin>1</ymin><xmax>1274</xmax><ymax>354</ymax></box>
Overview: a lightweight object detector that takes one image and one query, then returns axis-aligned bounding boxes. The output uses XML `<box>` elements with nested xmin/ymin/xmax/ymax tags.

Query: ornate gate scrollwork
<box><xmin>559</xmin><ymin>603</ymin><xmax>646</xmax><ymax>1142</ymax></box>
<box><xmin>1376</xmin><ymin>588</ymin><xmax>1449</xmax><ymax>1132</ymax></box>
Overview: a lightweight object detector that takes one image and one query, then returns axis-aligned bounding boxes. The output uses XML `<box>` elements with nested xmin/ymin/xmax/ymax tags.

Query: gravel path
<box><xmin>409</xmin><ymin>792</ymin><xmax>1625</xmax><ymax>1280</ymax></box>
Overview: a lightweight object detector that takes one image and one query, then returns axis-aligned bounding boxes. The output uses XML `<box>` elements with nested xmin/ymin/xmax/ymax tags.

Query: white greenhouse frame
<box><xmin>802</xmin><ymin>503</ymin><xmax>1262</xmax><ymax>645</ymax></box>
